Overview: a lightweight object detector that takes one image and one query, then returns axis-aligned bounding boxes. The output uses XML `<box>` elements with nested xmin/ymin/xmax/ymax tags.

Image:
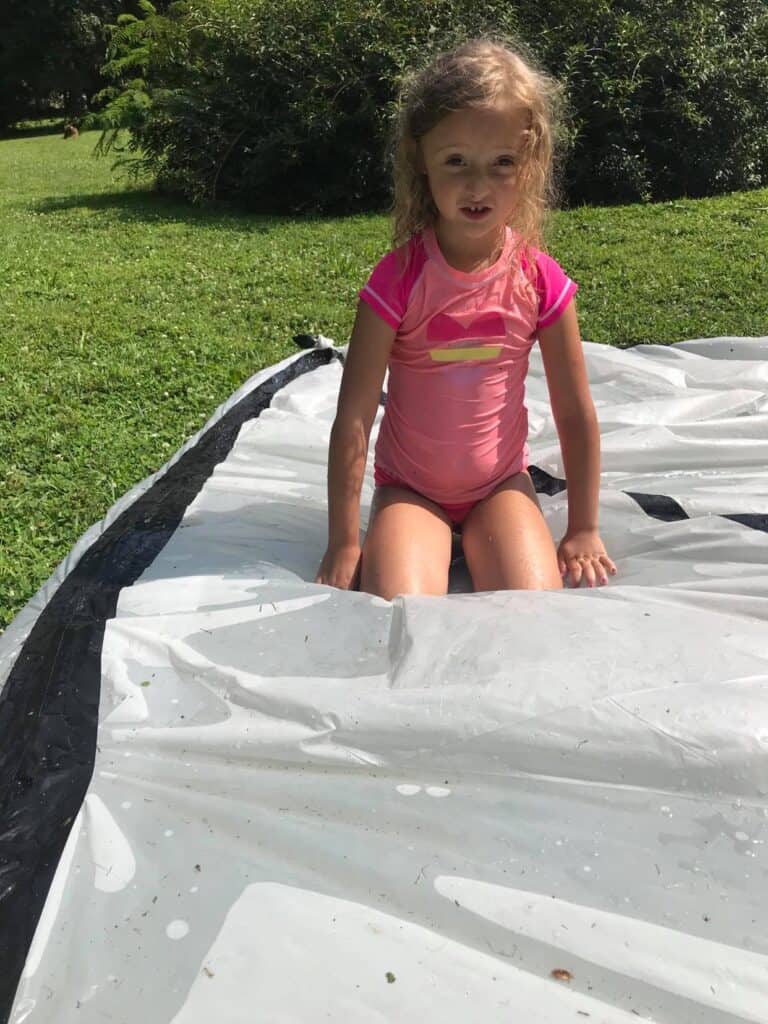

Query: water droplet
<box><xmin>166</xmin><ymin>920</ymin><xmax>189</xmax><ymax>940</ymax></box>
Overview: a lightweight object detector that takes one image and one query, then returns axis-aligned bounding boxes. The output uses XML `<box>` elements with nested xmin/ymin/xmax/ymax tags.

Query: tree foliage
<box><xmin>524</xmin><ymin>0</ymin><xmax>768</xmax><ymax>202</ymax></box>
<box><xmin>92</xmin><ymin>0</ymin><xmax>768</xmax><ymax>209</ymax></box>
<box><xmin>0</xmin><ymin>0</ymin><xmax>174</xmax><ymax>132</ymax></box>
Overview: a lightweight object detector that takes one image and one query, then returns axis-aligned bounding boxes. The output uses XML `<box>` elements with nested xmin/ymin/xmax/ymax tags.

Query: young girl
<box><xmin>315</xmin><ymin>37</ymin><xmax>617</xmax><ymax>599</ymax></box>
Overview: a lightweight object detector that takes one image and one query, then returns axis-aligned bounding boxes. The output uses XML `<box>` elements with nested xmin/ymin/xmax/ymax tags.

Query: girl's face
<box><xmin>420</xmin><ymin>104</ymin><xmax>530</xmax><ymax>245</ymax></box>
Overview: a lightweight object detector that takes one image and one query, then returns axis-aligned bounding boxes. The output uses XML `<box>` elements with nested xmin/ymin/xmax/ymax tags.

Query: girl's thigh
<box><xmin>461</xmin><ymin>470</ymin><xmax>564</xmax><ymax>592</ymax></box>
<box><xmin>360</xmin><ymin>485</ymin><xmax>453</xmax><ymax>600</ymax></box>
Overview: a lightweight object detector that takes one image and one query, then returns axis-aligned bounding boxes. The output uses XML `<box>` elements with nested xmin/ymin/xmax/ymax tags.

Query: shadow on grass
<box><xmin>33</xmin><ymin>187</ymin><xmax>387</xmax><ymax>231</ymax></box>
<box><xmin>33</xmin><ymin>188</ymin><xmax>296</xmax><ymax>232</ymax></box>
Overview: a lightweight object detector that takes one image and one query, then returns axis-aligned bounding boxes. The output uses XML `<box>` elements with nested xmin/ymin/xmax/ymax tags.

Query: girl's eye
<box><xmin>497</xmin><ymin>157</ymin><xmax>516</xmax><ymax>167</ymax></box>
<box><xmin>445</xmin><ymin>155</ymin><xmax>464</xmax><ymax>166</ymax></box>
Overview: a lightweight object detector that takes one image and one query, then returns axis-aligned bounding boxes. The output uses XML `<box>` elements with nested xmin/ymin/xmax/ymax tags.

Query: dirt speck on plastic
<box><xmin>551</xmin><ymin>968</ymin><xmax>572</xmax><ymax>982</ymax></box>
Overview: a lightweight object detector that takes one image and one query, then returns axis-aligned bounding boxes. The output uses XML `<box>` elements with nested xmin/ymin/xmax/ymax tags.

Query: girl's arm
<box><xmin>316</xmin><ymin>300</ymin><xmax>395</xmax><ymax>588</ymax></box>
<box><xmin>538</xmin><ymin>300</ymin><xmax>617</xmax><ymax>586</ymax></box>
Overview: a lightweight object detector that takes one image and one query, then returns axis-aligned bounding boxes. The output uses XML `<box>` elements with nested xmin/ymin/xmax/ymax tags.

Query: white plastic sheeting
<box><xmin>4</xmin><ymin>336</ymin><xmax>768</xmax><ymax>1023</ymax></box>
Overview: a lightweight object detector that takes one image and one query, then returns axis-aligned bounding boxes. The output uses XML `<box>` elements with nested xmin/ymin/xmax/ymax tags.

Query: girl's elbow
<box><xmin>333</xmin><ymin>399</ymin><xmax>377</xmax><ymax>438</ymax></box>
<box><xmin>330</xmin><ymin>410</ymin><xmax>372</xmax><ymax>448</ymax></box>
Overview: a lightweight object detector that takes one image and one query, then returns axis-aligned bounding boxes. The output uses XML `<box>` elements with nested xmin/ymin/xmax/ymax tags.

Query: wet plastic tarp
<box><xmin>2</xmin><ymin>336</ymin><xmax>768</xmax><ymax>1023</ymax></box>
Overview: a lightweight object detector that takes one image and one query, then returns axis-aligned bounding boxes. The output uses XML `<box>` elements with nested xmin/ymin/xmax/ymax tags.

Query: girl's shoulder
<box><xmin>359</xmin><ymin>233</ymin><xmax>429</xmax><ymax>331</ymax></box>
<box><xmin>518</xmin><ymin>241</ymin><xmax>580</xmax><ymax>330</ymax></box>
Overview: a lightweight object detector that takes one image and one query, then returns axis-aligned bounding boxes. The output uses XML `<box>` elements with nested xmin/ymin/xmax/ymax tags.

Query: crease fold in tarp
<box><xmin>2</xmin><ymin>336</ymin><xmax>768</xmax><ymax>1024</ymax></box>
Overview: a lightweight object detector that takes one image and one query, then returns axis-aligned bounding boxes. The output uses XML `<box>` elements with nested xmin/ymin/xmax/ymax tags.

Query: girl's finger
<box><xmin>587</xmin><ymin>556</ymin><xmax>610</xmax><ymax>587</ymax></box>
<box><xmin>598</xmin><ymin>554</ymin><xmax>618</xmax><ymax>575</ymax></box>
<box><xmin>583</xmin><ymin>562</ymin><xmax>598</xmax><ymax>588</ymax></box>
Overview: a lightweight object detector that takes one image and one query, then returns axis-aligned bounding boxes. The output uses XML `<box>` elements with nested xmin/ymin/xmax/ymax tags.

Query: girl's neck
<box><xmin>433</xmin><ymin>221</ymin><xmax>507</xmax><ymax>274</ymax></box>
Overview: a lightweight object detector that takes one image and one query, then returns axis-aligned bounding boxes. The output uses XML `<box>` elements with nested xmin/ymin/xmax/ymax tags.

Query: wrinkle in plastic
<box><xmin>5</xmin><ymin>337</ymin><xmax>768</xmax><ymax>1023</ymax></box>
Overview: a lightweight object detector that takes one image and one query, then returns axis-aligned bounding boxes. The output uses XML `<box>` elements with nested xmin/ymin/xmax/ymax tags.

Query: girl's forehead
<box><xmin>422</xmin><ymin>105</ymin><xmax>530</xmax><ymax>152</ymax></box>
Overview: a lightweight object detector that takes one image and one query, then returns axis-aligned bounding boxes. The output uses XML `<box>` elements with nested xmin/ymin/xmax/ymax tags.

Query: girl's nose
<box><xmin>464</xmin><ymin>170</ymin><xmax>488</xmax><ymax>194</ymax></box>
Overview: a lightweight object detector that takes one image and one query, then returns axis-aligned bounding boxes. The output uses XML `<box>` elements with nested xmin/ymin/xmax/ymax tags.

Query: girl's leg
<box><xmin>461</xmin><ymin>470</ymin><xmax>564</xmax><ymax>592</ymax></box>
<box><xmin>360</xmin><ymin>485</ymin><xmax>453</xmax><ymax>600</ymax></box>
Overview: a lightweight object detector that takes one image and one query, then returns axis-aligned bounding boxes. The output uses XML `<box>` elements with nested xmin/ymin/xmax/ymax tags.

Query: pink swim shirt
<box><xmin>359</xmin><ymin>224</ymin><xmax>578</xmax><ymax>505</ymax></box>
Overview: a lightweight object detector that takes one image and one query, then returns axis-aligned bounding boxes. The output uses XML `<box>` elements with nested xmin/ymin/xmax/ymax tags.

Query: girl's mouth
<box><xmin>461</xmin><ymin>206</ymin><xmax>491</xmax><ymax>220</ymax></box>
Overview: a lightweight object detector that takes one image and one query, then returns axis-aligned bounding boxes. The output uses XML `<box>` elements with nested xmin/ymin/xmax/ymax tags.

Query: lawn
<box><xmin>1</xmin><ymin>128</ymin><xmax>767</xmax><ymax>631</ymax></box>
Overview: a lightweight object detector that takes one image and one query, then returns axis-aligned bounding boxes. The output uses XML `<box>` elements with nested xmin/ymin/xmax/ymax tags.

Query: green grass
<box><xmin>1</xmin><ymin>129</ymin><xmax>767</xmax><ymax>632</ymax></box>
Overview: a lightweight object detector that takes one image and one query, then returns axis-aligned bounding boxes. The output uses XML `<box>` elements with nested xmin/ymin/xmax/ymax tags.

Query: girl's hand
<box><xmin>315</xmin><ymin>542</ymin><xmax>362</xmax><ymax>590</ymax></box>
<box><xmin>557</xmin><ymin>529</ymin><xmax>617</xmax><ymax>588</ymax></box>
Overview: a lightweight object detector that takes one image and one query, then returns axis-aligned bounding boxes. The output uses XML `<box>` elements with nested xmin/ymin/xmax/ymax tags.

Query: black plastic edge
<box><xmin>722</xmin><ymin>513</ymin><xmax>768</xmax><ymax>533</ymax></box>
<box><xmin>0</xmin><ymin>348</ymin><xmax>335</xmax><ymax>1022</ymax></box>
<box><xmin>623</xmin><ymin>490</ymin><xmax>689</xmax><ymax>522</ymax></box>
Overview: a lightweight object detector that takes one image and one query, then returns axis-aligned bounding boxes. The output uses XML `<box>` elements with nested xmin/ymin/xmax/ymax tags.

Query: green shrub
<box><xmin>522</xmin><ymin>0</ymin><xmax>768</xmax><ymax>202</ymax></box>
<box><xmin>91</xmin><ymin>0</ymin><xmax>529</xmax><ymax>212</ymax></box>
<box><xmin>92</xmin><ymin>0</ymin><xmax>768</xmax><ymax>210</ymax></box>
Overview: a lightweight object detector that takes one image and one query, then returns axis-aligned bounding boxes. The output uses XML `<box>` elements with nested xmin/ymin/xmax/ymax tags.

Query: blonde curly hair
<box><xmin>389</xmin><ymin>36</ymin><xmax>568</xmax><ymax>278</ymax></box>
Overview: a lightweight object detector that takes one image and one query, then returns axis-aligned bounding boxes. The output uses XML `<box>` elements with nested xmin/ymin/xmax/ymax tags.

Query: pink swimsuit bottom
<box><xmin>373</xmin><ymin>465</ymin><xmax>476</xmax><ymax>528</ymax></box>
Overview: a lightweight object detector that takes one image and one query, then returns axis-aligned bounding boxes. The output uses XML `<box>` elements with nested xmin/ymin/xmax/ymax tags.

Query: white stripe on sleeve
<box><xmin>538</xmin><ymin>280</ymin><xmax>573</xmax><ymax>326</ymax></box>
<box><xmin>361</xmin><ymin>284</ymin><xmax>400</xmax><ymax>325</ymax></box>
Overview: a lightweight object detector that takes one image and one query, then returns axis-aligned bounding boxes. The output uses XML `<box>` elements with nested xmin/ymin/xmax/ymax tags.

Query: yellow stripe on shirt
<box><xmin>430</xmin><ymin>346</ymin><xmax>502</xmax><ymax>362</ymax></box>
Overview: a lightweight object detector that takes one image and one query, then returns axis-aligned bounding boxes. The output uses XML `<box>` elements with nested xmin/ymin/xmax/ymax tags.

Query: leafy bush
<box><xmin>91</xmin><ymin>0</ymin><xmax>529</xmax><ymax>211</ymax></box>
<box><xmin>92</xmin><ymin>0</ymin><xmax>768</xmax><ymax>210</ymax></box>
<box><xmin>521</xmin><ymin>0</ymin><xmax>768</xmax><ymax>202</ymax></box>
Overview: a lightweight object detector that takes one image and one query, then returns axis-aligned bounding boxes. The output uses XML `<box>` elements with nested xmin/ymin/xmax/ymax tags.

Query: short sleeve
<box><xmin>533</xmin><ymin>251</ymin><xmax>579</xmax><ymax>330</ymax></box>
<box><xmin>358</xmin><ymin>236</ymin><xmax>426</xmax><ymax>331</ymax></box>
<box><xmin>358</xmin><ymin>250</ymin><xmax>404</xmax><ymax>330</ymax></box>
